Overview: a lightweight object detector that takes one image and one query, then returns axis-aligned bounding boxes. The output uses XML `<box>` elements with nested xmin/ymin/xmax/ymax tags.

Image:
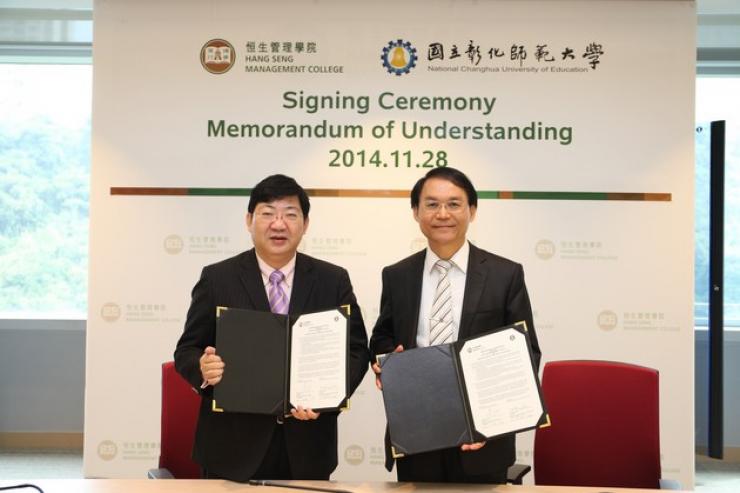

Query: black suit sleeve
<box><xmin>174</xmin><ymin>267</ymin><xmax>216</xmax><ymax>396</ymax></box>
<box><xmin>506</xmin><ymin>263</ymin><xmax>541</xmax><ymax>371</ymax></box>
<box><xmin>369</xmin><ymin>266</ymin><xmax>397</xmax><ymax>356</ymax></box>
<box><xmin>338</xmin><ymin>267</ymin><xmax>370</xmax><ymax>395</ymax></box>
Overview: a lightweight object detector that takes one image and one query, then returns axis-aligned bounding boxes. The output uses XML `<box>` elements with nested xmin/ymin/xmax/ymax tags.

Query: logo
<box><xmin>101</xmin><ymin>303</ymin><xmax>121</xmax><ymax>323</ymax></box>
<box><xmin>535</xmin><ymin>240</ymin><xmax>556</xmax><ymax>260</ymax></box>
<box><xmin>97</xmin><ymin>440</ymin><xmax>118</xmax><ymax>461</ymax></box>
<box><xmin>381</xmin><ymin>39</ymin><xmax>417</xmax><ymax>76</ymax></box>
<box><xmin>200</xmin><ymin>39</ymin><xmax>235</xmax><ymax>74</ymax></box>
<box><xmin>163</xmin><ymin>235</ymin><xmax>184</xmax><ymax>255</ymax></box>
<box><xmin>597</xmin><ymin>310</ymin><xmax>618</xmax><ymax>331</ymax></box>
<box><xmin>344</xmin><ymin>445</ymin><xmax>365</xmax><ymax>465</ymax></box>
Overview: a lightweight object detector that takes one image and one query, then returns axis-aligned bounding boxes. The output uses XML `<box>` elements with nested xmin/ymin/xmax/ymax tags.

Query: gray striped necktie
<box><xmin>429</xmin><ymin>259</ymin><xmax>454</xmax><ymax>345</ymax></box>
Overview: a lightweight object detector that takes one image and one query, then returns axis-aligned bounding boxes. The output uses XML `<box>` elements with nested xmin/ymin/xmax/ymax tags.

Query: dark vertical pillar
<box><xmin>708</xmin><ymin>120</ymin><xmax>725</xmax><ymax>459</ymax></box>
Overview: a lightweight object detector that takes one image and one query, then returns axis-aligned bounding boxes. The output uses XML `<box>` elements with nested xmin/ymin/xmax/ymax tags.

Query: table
<box><xmin>0</xmin><ymin>479</ymin><xmax>691</xmax><ymax>493</ymax></box>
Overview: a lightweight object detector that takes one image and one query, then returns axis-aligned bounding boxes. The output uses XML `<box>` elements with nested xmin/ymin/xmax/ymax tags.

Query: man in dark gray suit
<box><xmin>175</xmin><ymin>174</ymin><xmax>369</xmax><ymax>482</ymax></box>
<box><xmin>370</xmin><ymin>167</ymin><xmax>541</xmax><ymax>483</ymax></box>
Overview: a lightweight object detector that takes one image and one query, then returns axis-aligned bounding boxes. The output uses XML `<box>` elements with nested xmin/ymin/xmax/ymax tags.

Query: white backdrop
<box><xmin>86</xmin><ymin>0</ymin><xmax>696</xmax><ymax>486</ymax></box>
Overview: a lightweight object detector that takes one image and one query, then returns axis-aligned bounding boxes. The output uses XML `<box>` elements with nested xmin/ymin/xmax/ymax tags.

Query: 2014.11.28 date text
<box><xmin>328</xmin><ymin>149</ymin><xmax>449</xmax><ymax>169</ymax></box>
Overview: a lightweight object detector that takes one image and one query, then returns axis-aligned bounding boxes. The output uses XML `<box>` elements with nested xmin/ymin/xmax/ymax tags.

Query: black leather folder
<box><xmin>378</xmin><ymin>321</ymin><xmax>548</xmax><ymax>458</ymax></box>
<box><xmin>212</xmin><ymin>306</ymin><xmax>350</xmax><ymax>416</ymax></box>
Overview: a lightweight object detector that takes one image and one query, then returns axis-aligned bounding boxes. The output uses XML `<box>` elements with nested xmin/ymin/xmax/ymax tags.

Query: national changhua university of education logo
<box><xmin>200</xmin><ymin>39</ymin><xmax>235</xmax><ymax>74</ymax></box>
<box><xmin>381</xmin><ymin>39</ymin><xmax>417</xmax><ymax>76</ymax></box>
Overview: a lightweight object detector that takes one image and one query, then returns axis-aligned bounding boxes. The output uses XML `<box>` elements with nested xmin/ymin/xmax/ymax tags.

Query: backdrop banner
<box><xmin>86</xmin><ymin>0</ymin><xmax>696</xmax><ymax>485</ymax></box>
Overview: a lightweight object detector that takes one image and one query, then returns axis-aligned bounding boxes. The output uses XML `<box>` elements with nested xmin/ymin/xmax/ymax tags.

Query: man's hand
<box><xmin>461</xmin><ymin>441</ymin><xmax>486</xmax><ymax>452</ymax></box>
<box><xmin>291</xmin><ymin>405</ymin><xmax>320</xmax><ymax>421</ymax></box>
<box><xmin>199</xmin><ymin>346</ymin><xmax>225</xmax><ymax>386</ymax></box>
<box><xmin>372</xmin><ymin>344</ymin><xmax>404</xmax><ymax>390</ymax></box>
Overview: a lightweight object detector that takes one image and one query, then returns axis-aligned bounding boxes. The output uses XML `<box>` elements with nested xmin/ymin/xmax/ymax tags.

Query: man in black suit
<box><xmin>175</xmin><ymin>174</ymin><xmax>369</xmax><ymax>482</ymax></box>
<box><xmin>370</xmin><ymin>167</ymin><xmax>541</xmax><ymax>483</ymax></box>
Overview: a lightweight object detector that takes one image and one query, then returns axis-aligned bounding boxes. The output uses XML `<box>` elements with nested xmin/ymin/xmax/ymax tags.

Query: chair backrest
<box><xmin>534</xmin><ymin>360</ymin><xmax>661</xmax><ymax>489</ymax></box>
<box><xmin>159</xmin><ymin>361</ymin><xmax>201</xmax><ymax>479</ymax></box>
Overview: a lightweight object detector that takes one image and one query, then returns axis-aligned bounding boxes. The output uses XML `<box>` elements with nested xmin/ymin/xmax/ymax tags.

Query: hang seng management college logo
<box><xmin>381</xmin><ymin>39</ymin><xmax>417</xmax><ymax>76</ymax></box>
<box><xmin>200</xmin><ymin>39</ymin><xmax>235</xmax><ymax>74</ymax></box>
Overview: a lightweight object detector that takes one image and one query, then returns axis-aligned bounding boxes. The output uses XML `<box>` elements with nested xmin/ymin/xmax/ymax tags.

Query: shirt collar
<box><xmin>255</xmin><ymin>253</ymin><xmax>297</xmax><ymax>287</ymax></box>
<box><xmin>424</xmin><ymin>241</ymin><xmax>469</xmax><ymax>275</ymax></box>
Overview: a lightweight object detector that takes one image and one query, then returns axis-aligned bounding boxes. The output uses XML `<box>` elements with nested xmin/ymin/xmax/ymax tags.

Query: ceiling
<box><xmin>0</xmin><ymin>0</ymin><xmax>740</xmax><ymax>54</ymax></box>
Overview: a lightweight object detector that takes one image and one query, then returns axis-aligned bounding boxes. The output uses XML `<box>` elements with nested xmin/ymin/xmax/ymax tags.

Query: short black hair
<box><xmin>410</xmin><ymin>167</ymin><xmax>478</xmax><ymax>209</ymax></box>
<box><xmin>248</xmin><ymin>174</ymin><xmax>310</xmax><ymax>217</ymax></box>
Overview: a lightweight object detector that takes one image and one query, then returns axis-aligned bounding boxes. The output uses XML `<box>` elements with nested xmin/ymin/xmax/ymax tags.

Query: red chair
<box><xmin>533</xmin><ymin>360</ymin><xmax>678</xmax><ymax>489</ymax></box>
<box><xmin>148</xmin><ymin>361</ymin><xmax>201</xmax><ymax>479</ymax></box>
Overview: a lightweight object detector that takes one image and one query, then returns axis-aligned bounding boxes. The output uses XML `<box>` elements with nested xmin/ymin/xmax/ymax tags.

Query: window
<box><xmin>695</xmin><ymin>77</ymin><xmax>740</xmax><ymax>327</ymax></box>
<box><xmin>0</xmin><ymin>64</ymin><xmax>91</xmax><ymax>318</ymax></box>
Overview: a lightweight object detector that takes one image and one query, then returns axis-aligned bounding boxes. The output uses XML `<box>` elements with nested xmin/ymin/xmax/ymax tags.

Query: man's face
<box><xmin>413</xmin><ymin>177</ymin><xmax>476</xmax><ymax>251</ymax></box>
<box><xmin>247</xmin><ymin>196</ymin><xmax>308</xmax><ymax>267</ymax></box>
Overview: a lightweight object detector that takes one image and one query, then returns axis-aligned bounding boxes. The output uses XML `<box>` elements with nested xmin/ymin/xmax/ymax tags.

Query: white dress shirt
<box><xmin>415</xmin><ymin>242</ymin><xmax>469</xmax><ymax>347</ymax></box>
<box><xmin>256</xmin><ymin>253</ymin><xmax>296</xmax><ymax>304</ymax></box>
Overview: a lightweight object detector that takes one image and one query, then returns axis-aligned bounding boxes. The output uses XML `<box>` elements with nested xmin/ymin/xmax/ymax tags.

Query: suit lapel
<box><xmin>238</xmin><ymin>249</ymin><xmax>271</xmax><ymax>311</ymax></box>
<box><xmin>459</xmin><ymin>243</ymin><xmax>488</xmax><ymax>340</ymax></box>
<box><xmin>289</xmin><ymin>253</ymin><xmax>315</xmax><ymax>315</ymax></box>
<box><xmin>406</xmin><ymin>250</ymin><xmax>426</xmax><ymax>349</ymax></box>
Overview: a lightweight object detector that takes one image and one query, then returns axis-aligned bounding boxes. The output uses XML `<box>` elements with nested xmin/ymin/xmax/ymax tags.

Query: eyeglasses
<box><xmin>419</xmin><ymin>200</ymin><xmax>465</xmax><ymax>214</ymax></box>
<box><xmin>254</xmin><ymin>208</ymin><xmax>303</xmax><ymax>224</ymax></box>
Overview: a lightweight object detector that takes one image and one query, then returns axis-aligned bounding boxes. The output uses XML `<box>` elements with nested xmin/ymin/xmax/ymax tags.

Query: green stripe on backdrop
<box><xmin>110</xmin><ymin>187</ymin><xmax>671</xmax><ymax>201</ymax></box>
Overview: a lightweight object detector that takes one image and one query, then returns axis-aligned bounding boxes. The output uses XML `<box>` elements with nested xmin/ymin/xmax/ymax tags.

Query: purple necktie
<box><xmin>268</xmin><ymin>270</ymin><xmax>289</xmax><ymax>315</ymax></box>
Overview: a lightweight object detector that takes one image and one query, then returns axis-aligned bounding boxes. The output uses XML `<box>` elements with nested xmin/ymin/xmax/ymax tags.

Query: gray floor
<box><xmin>1</xmin><ymin>449</ymin><xmax>739</xmax><ymax>491</ymax></box>
<box><xmin>695</xmin><ymin>455</ymin><xmax>740</xmax><ymax>493</ymax></box>
<box><xmin>0</xmin><ymin>448</ymin><xmax>83</xmax><ymax>479</ymax></box>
